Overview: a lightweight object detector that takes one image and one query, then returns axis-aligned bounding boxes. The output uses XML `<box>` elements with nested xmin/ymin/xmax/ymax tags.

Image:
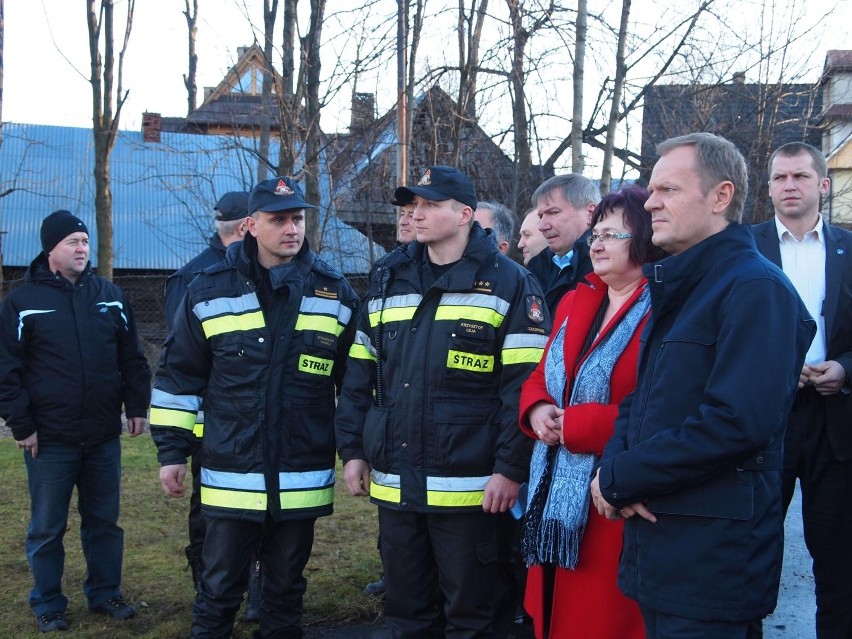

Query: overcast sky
<box><xmin>4</xmin><ymin>1</ymin><xmax>849</xmax><ymax>164</ymax></box>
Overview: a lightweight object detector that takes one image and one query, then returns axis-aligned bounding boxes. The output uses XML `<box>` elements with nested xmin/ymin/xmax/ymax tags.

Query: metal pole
<box><xmin>396</xmin><ymin>0</ymin><xmax>408</xmax><ymax>186</ymax></box>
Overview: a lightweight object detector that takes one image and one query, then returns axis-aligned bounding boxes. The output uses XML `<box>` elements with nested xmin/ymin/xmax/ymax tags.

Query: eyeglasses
<box><xmin>587</xmin><ymin>232</ymin><xmax>632</xmax><ymax>246</ymax></box>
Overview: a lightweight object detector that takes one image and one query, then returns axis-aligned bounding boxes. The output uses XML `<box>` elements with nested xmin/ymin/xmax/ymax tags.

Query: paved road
<box><xmin>764</xmin><ymin>483</ymin><xmax>816</xmax><ymax>638</ymax></box>
<box><xmin>306</xmin><ymin>484</ymin><xmax>817</xmax><ymax>638</ymax></box>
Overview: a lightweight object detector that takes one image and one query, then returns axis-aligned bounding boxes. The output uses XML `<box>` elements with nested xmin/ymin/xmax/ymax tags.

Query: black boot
<box><xmin>245</xmin><ymin>558</ymin><xmax>262</xmax><ymax>622</ymax></box>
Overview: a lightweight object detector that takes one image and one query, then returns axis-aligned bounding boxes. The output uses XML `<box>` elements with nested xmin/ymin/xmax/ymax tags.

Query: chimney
<box><xmin>732</xmin><ymin>72</ymin><xmax>746</xmax><ymax>85</ymax></box>
<box><xmin>350</xmin><ymin>92</ymin><xmax>376</xmax><ymax>132</ymax></box>
<box><xmin>142</xmin><ymin>112</ymin><xmax>162</xmax><ymax>143</ymax></box>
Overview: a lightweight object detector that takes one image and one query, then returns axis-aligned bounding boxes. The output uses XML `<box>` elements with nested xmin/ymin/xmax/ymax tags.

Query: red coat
<box><xmin>519</xmin><ymin>273</ymin><xmax>646</xmax><ymax>639</ymax></box>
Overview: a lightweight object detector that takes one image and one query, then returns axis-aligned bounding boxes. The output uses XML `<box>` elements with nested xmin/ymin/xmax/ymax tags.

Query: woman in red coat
<box><xmin>519</xmin><ymin>185</ymin><xmax>666</xmax><ymax>639</ymax></box>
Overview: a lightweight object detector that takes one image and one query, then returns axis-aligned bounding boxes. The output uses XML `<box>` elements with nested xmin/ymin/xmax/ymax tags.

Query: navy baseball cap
<box><xmin>214</xmin><ymin>191</ymin><xmax>250</xmax><ymax>221</ymax></box>
<box><xmin>390</xmin><ymin>191</ymin><xmax>413</xmax><ymax>207</ymax></box>
<box><xmin>394</xmin><ymin>166</ymin><xmax>477</xmax><ymax>210</ymax></box>
<box><xmin>248</xmin><ymin>176</ymin><xmax>316</xmax><ymax>214</ymax></box>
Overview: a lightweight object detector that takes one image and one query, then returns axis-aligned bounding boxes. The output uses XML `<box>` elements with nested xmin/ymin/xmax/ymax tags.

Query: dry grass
<box><xmin>0</xmin><ymin>436</ymin><xmax>383</xmax><ymax>638</ymax></box>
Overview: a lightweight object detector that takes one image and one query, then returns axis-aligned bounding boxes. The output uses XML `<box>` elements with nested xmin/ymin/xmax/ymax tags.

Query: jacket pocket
<box><xmin>363</xmin><ymin>404</ymin><xmax>392</xmax><ymax>470</ymax></box>
<box><xmin>645</xmin><ymin>473</ymin><xmax>754</xmax><ymax>520</ymax></box>
<box><xmin>431</xmin><ymin>401</ymin><xmax>497</xmax><ymax>475</ymax></box>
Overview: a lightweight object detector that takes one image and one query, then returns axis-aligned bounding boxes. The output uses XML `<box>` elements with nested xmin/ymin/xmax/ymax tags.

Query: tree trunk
<box><xmin>452</xmin><ymin>0</ymin><xmax>488</xmax><ymax>164</ymax></box>
<box><xmin>87</xmin><ymin>0</ymin><xmax>133</xmax><ymax>281</ymax></box>
<box><xmin>600</xmin><ymin>0</ymin><xmax>630</xmax><ymax>195</ymax></box>
<box><xmin>303</xmin><ymin>0</ymin><xmax>325</xmax><ymax>252</ymax></box>
<box><xmin>258</xmin><ymin>0</ymin><xmax>278</xmax><ymax>182</ymax></box>
<box><xmin>506</xmin><ymin>0</ymin><xmax>531</xmax><ymax>212</ymax></box>
<box><xmin>571</xmin><ymin>0</ymin><xmax>586</xmax><ymax>174</ymax></box>
<box><xmin>278</xmin><ymin>0</ymin><xmax>298</xmax><ymax>176</ymax></box>
<box><xmin>182</xmin><ymin>0</ymin><xmax>198</xmax><ymax>116</ymax></box>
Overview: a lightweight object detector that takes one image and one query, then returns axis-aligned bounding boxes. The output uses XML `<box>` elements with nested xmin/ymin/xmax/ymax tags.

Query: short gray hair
<box><xmin>477</xmin><ymin>201</ymin><xmax>516</xmax><ymax>244</ymax></box>
<box><xmin>657</xmin><ymin>132</ymin><xmax>748</xmax><ymax>223</ymax></box>
<box><xmin>215</xmin><ymin>218</ymin><xmax>244</xmax><ymax>236</ymax></box>
<box><xmin>532</xmin><ymin>174</ymin><xmax>601</xmax><ymax>210</ymax></box>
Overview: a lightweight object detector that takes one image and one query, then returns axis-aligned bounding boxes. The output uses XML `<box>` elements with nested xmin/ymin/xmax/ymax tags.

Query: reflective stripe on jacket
<box><xmin>335</xmin><ymin>223</ymin><xmax>551</xmax><ymax>512</ymax></box>
<box><xmin>151</xmin><ymin>236</ymin><xmax>358</xmax><ymax>521</ymax></box>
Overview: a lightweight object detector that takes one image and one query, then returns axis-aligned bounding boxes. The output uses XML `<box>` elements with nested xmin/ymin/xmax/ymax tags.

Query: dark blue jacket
<box><xmin>163</xmin><ymin>233</ymin><xmax>228</xmax><ymax>331</ymax></box>
<box><xmin>0</xmin><ymin>254</ymin><xmax>151</xmax><ymax>446</ymax></box>
<box><xmin>598</xmin><ymin>223</ymin><xmax>815</xmax><ymax>622</ymax></box>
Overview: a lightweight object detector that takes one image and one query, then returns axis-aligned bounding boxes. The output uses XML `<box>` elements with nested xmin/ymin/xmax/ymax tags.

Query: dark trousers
<box><xmin>187</xmin><ymin>442</ymin><xmax>206</xmax><ymax>557</ymax></box>
<box><xmin>781</xmin><ymin>387</ymin><xmax>852</xmax><ymax>639</ymax></box>
<box><xmin>379</xmin><ymin>508</ymin><xmax>499</xmax><ymax>639</ymax></box>
<box><xmin>24</xmin><ymin>438</ymin><xmax>125</xmax><ymax>616</ymax></box>
<box><xmin>640</xmin><ymin>606</ymin><xmax>750</xmax><ymax>639</ymax></box>
<box><xmin>492</xmin><ymin>513</ymin><xmax>526</xmax><ymax>638</ymax></box>
<box><xmin>191</xmin><ymin>516</ymin><xmax>315</xmax><ymax>639</ymax></box>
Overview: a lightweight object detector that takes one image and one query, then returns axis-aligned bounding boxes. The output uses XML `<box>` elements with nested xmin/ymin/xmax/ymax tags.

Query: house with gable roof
<box><xmin>821</xmin><ymin>50</ymin><xmax>852</xmax><ymax>225</ymax></box>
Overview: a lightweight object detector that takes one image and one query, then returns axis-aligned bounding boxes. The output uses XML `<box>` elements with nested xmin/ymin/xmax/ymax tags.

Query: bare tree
<box><xmin>87</xmin><ymin>0</ymin><xmax>134</xmax><ymax>281</ymax></box>
<box><xmin>302</xmin><ymin>0</ymin><xmax>326</xmax><ymax>251</ymax></box>
<box><xmin>182</xmin><ymin>0</ymin><xmax>198</xmax><ymax>116</ymax></box>
<box><xmin>451</xmin><ymin>0</ymin><xmax>488</xmax><ymax>163</ymax></box>
<box><xmin>277</xmin><ymin>0</ymin><xmax>299</xmax><ymax>176</ymax></box>
<box><xmin>599</xmin><ymin>0</ymin><xmax>630</xmax><ymax>195</ymax></box>
<box><xmin>505</xmin><ymin>0</ymin><xmax>554</xmax><ymax>211</ymax></box>
<box><xmin>570</xmin><ymin>0</ymin><xmax>586</xmax><ymax>174</ymax></box>
<box><xmin>258</xmin><ymin>0</ymin><xmax>278</xmax><ymax>182</ymax></box>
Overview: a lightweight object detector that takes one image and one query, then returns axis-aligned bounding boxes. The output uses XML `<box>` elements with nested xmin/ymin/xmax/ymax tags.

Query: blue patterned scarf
<box><xmin>523</xmin><ymin>288</ymin><xmax>650</xmax><ymax>569</ymax></box>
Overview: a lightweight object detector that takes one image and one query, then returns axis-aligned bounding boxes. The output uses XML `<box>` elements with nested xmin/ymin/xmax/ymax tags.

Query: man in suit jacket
<box><xmin>753</xmin><ymin>141</ymin><xmax>852</xmax><ymax>639</ymax></box>
<box><xmin>525</xmin><ymin>174</ymin><xmax>599</xmax><ymax>312</ymax></box>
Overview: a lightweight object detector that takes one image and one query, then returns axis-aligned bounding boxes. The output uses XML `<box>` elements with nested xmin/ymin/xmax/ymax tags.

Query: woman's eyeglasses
<box><xmin>587</xmin><ymin>232</ymin><xmax>632</xmax><ymax>246</ymax></box>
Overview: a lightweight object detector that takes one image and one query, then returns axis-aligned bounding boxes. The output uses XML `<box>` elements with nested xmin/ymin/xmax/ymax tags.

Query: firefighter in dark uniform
<box><xmin>162</xmin><ymin>191</ymin><xmax>252</xmax><ymax>601</ymax></box>
<box><xmin>335</xmin><ymin>166</ymin><xmax>551</xmax><ymax>637</ymax></box>
<box><xmin>151</xmin><ymin>176</ymin><xmax>358</xmax><ymax>639</ymax></box>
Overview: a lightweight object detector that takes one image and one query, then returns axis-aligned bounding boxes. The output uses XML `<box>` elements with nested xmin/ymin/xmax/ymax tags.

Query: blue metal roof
<box><xmin>0</xmin><ymin>123</ymin><xmax>381</xmax><ymax>274</ymax></box>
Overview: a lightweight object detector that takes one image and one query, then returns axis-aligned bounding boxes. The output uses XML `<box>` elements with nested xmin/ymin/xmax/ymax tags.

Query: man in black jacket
<box><xmin>336</xmin><ymin>166</ymin><xmax>550</xmax><ymax>637</ymax></box>
<box><xmin>151</xmin><ymin>177</ymin><xmax>358</xmax><ymax>639</ymax></box>
<box><xmin>162</xmin><ymin>190</ymin><xmax>251</xmax><ymax>599</ymax></box>
<box><xmin>753</xmin><ymin>142</ymin><xmax>852</xmax><ymax>639</ymax></box>
<box><xmin>526</xmin><ymin>174</ymin><xmax>600</xmax><ymax>311</ymax></box>
<box><xmin>0</xmin><ymin>210</ymin><xmax>151</xmax><ymax>633</ymax></box>
<box><xmin>163</xmin><ymin>191</ymin><xmax>249</xmax><ymax>330</ymax></box>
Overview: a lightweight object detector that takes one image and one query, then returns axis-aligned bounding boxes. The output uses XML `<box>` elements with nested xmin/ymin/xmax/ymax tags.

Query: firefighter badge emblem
<box><xmin>526</xmin><ymin>295</ymin><xmax>544</xmax><ymax>324</ymax></box>
<box><xmin>418</xmin><ymin>169</ymin><xmax>431</xmax><ymax>186</ymax></box>
<box><xmin>274</xmin><ymin>179</ymin><xmax>294</xmax><ymax>196</ymax></box>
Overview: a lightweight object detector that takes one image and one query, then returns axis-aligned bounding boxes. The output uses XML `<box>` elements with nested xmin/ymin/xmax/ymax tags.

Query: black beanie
<box><xmin>40</xmin><ymin>210</ymin><xmax>89</xmax><ymax>255</ymax></box>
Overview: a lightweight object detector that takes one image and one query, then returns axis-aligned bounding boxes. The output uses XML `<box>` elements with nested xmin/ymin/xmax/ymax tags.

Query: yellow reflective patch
<box><xmin>149</xmin><ymin>406</ymin><xmax>197</xmax><ymax>431</ymax></box>
<box><xmin>201</xmin><ymin>486</ymin><xmax>267</xmax><ymax>511</ymax></box>
<box><xmin>502</xmin><ymin>347</ymin><xmax>545</xmax><ymax>365</ymax></box>
<box><xmin>192</xmin><ymin>422</ymin><xmax>204</xmax><ymax>438</ymax></box>
<box><xmin>201</xmin><ymin>310</ymin><xmax>265</xmax><ymax>338</ymax></box>
<box><xmin>435</xmin><ymin>306</ymin><xmax>504</xmax><ymax>327</ymax></box>
<box><xmin>368</xmin><ymin>306</ymin><xmax>417</xmax><ymax>327</ymax></box>
<box><xmin>298</xmin><ymin>354</ymin><xmax>333</xmax><ymax>376</ymax></box>
<box><xmin>446</xmin><ymin>350</ymin><xmax>494</xmax><ymax>373</ymax></box>
<box><xmin>427</xmin><ymin>489</ymin><xmax>484</xmax><ymax>507</ymax></box>
<box><xmin>279</xmin><ymin>486</ymin><xmax>334</xmax><ymax>510</ymax></box>
<box><xmin>294</xmin><ymin>314</ymin><xmax>344</xmax><ymax>336</ymax></box>
<box><xmin>349</xmin><ymin>343</ymin><xmax>376</xmax><ymax>361</ymax></box>
<box><xmin>370</xmin><ymin>481</ymin><xmax>402</xmax><ymax>504</ymax></box>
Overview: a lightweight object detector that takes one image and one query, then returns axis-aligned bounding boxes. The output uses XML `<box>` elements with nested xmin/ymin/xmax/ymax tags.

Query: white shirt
<box><xmin>774</xmin><ymin>215</ymin><xmax>827</xmax><ymax>365</ymax></box>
